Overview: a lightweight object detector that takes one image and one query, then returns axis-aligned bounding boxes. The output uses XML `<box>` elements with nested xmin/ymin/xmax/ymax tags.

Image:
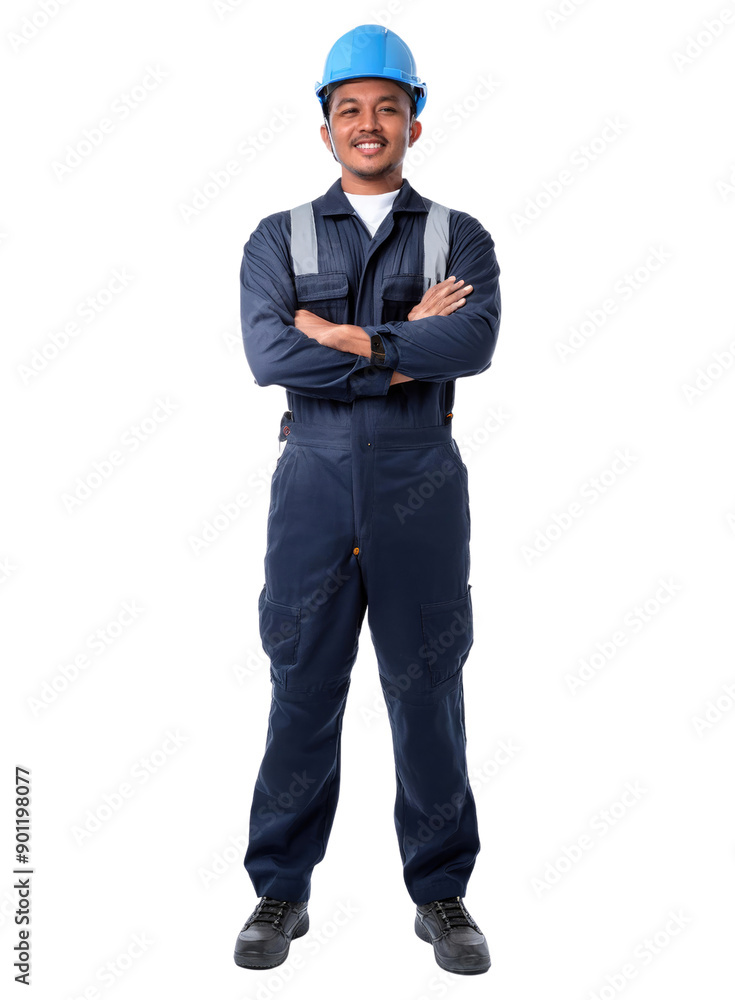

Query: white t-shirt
<box><xmin>343</xmin><ymin>186</ymin><xmax>401</xmax><ymax>238</ymax></box>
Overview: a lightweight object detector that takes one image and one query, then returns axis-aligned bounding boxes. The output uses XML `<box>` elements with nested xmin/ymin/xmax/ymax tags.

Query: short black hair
<box><xmin>323</xmin><ymin>85</ymin><xmax>416</xmax><ymax>123</ymax></box>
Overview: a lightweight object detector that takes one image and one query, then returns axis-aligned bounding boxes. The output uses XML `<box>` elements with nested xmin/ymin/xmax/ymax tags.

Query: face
<box><xmin>320</xmin><ymin>77</ymin><xmax>422</xmax><ymax>191</ymax></box>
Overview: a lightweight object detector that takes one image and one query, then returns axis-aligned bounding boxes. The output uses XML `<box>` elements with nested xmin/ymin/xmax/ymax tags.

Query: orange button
<box><xmin>353</xmin><ymin>547</ymin><xmax>360</xmax><ymax>555</ymax></box>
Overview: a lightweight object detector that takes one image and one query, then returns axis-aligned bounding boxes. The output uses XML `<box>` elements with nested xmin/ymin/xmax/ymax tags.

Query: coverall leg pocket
<box><xmin>258</xmin><ymin>584</ymin><xmax>301</xmax><ymax>684</ymax></box>
<box><xmin>419</xmin><ymin>587</ymin><xmax>473</xmax><ymax>687</ymax></box>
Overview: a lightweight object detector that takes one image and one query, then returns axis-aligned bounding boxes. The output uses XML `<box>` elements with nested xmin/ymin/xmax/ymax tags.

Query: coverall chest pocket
<box><xmin>295</xmin><ymin>271</ymin><xmax>351</xmax><ymax>325</ymax></box>
<box><xmin>381</xmin><ymin>273</ymin><xmax>425</xmax><ymax>324</ymax></box>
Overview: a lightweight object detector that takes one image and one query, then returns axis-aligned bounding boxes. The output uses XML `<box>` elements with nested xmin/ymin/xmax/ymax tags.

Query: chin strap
<box><xmin>323</xmin><ymin>117</ymin><xmax>340</xmax><ymax>164</ymax></box>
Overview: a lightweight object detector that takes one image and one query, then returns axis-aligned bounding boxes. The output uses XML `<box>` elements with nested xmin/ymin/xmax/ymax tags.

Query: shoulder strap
<box><xmin>423</xmin><ymin>200</ymin><xmax>451</xmax><ymax>289</ymax></box>
<box><xmin>290</xmin><ymin>197</ymin><xmax>451</xmax><ymax>285</ymax></box>
<box><xmin>290</xmin><ymin>202</ymin><xmax>318</xmax><ymax>275</ymax></box>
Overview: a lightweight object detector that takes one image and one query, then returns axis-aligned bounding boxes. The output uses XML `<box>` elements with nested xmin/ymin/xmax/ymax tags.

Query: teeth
<box><xmin>357</xmin><ymin>143</ymin><xmax>382</xmax><ymax>149</ymax></box>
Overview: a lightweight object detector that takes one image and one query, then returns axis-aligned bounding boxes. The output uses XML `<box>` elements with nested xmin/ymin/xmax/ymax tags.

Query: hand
<box><xmin>408</xmin><ymin>276</ymin><xmax>473</xmax><ymax>321</ymax></box>
<box><xmin>295</xmin><ymin>309</ymin><xmax>413</xmax><ymax>384</ymax></box>
<box><xmin>293</xmin><ymin>309</ymin><xmax>343</xmax><ymax>349</ymax></box>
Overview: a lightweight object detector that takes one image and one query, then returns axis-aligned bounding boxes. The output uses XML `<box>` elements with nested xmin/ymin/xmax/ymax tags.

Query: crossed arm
<box><xmin>293</xmin><ymin>277</ymin><xmax>474</xmax><ymax>386</ymax></box>
<box><xmin>240</xmin><ymin>212</ymin><xmax>500</xmax><ymax>402</ymax></box>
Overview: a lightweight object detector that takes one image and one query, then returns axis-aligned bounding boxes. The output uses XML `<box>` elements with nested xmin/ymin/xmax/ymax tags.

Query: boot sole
<box><xmin>415</xmin><ymin>914</ymin><xmax>491</xmax><ymax>975</ymax></box>
<box><xmin>234</xmin><ymin>912</ymin><xmax>309</xmax><ymax>970</ymax></box>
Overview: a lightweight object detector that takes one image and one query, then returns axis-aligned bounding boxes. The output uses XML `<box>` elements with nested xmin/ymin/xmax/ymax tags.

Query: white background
<box><xmin>3</xmin><ymin>0</ymin><xmax>735</xmax><ymax>997</ymax></box>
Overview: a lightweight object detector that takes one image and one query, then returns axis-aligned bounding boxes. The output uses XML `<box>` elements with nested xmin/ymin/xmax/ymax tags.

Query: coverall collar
<box><xmin>320</xmin><ymin>177</ymin><xmax>429</xmax><ymax>217</ymax></box>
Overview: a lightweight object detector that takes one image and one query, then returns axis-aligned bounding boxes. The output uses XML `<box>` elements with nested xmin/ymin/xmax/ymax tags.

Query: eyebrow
<box><xmin>334</xmin><ymin>95</ymin><xmax>402</xmax><ymax>109</ymax></box>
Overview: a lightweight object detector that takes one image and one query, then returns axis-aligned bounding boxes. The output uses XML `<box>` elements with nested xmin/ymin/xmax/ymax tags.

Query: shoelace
<box><xmin>431</xmin><ymin>896</ymin><xmax>481</xmax><ymax>933</ymax></box>
<box><xmin>246</xmin><ymin>897</ymin><xmax>292</xmax><ymax>928</ymax></box>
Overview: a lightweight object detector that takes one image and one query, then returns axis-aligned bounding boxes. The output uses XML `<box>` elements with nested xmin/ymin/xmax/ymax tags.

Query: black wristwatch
<box><xmin>370</xmin><ymin>334</ymin><xmax>386</xmax><ymax>366</ymax></box>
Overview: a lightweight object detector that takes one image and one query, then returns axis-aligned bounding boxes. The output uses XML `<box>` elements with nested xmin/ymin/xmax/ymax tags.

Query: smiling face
<box><xmin>320</xmin><ymin>77</ymin><xmax>422</xmax><ymax>193</ymax></box>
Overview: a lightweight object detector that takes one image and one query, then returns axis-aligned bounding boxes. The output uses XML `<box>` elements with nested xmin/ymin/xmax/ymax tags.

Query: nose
<box><xmin>353</xmin><ymin>107</ymin><xmax>382</xmax><ymax>133</ymax></box>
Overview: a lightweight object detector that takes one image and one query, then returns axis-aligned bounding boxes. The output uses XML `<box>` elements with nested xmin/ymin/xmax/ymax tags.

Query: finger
<box><xmin>427</xmin><ymin>286</ymin><xmax>462</xmax><ymax>306</ymax></box>
<box><xmin>437</xmin><ymin>288</ymin><xmax>468</xmax><ymax>305</ymax></box>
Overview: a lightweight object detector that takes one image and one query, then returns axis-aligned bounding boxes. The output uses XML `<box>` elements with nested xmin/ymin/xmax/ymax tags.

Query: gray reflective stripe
<box><xmin>423</xmin><ymin>200</ymin><xmax>451</xmax><ymax>289</ymax></box>
<box><xmin>290</xmin><ymin>201</ymin><xmax>318</xmax><ymax>275</ymax></box>
<box><xmin>290</xmin><ymin>197</ymin><xmax>451</xmax><ymax>284</ymax></box>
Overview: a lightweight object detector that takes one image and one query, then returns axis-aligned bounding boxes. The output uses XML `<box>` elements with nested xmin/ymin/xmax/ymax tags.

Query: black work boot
<box><xmin>415</xmin><ymin>895</ymin><xmax>491</xmax><ymax>975</ymax></box>
<box><xmin>234</xmin><ymin>896</ymin><xmax>309</xmax><ymax>969</ymax></box>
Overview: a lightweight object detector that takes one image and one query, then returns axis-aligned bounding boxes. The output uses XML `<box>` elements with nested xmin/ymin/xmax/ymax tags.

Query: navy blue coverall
<box><xmin>240</xmin><ymin>177</ymin><xmax>501</xmax><ymax>906</ymax></box>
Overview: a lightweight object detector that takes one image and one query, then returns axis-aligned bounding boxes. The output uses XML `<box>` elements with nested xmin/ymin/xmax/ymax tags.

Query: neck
<box><xmin>340</xmin><ymin>170</ymin><xmax>403</xmax><ymax>195</ymax></box>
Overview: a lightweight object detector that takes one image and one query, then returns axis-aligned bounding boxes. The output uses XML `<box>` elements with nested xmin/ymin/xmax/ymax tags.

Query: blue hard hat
<box><xmin>315</xmin><ymin>24</ymin><xmax>427</xmax><ymax>118</ymax></box>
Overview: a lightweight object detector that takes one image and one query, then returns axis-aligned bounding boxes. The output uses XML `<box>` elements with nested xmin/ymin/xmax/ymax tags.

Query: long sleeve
<box><xmin>240</xmin><ymin>218</ymin><xmax>392</xmax><ymax>402</ymax></box>
<box><xmin>361</xmin><ymin>212</ymin><xmax>501</xmax><ymax>381</ymax></box>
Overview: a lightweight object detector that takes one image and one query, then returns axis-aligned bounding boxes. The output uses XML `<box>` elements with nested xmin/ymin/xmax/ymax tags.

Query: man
<box><xmin>234</xmin><ymin>24</ymin><xmax>501</xmax><ymax>976</ymax></box>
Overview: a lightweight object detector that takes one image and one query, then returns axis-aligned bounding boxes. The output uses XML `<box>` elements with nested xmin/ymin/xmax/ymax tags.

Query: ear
<box><xmin>407</xmin><ymin>118</ymin><xmax>422</xmax><ymax>148</ymax></box>
<box><xmin>320</xmin><ymin>123</ymin><xmax>333</xmax><ymax>154</ymax></box>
